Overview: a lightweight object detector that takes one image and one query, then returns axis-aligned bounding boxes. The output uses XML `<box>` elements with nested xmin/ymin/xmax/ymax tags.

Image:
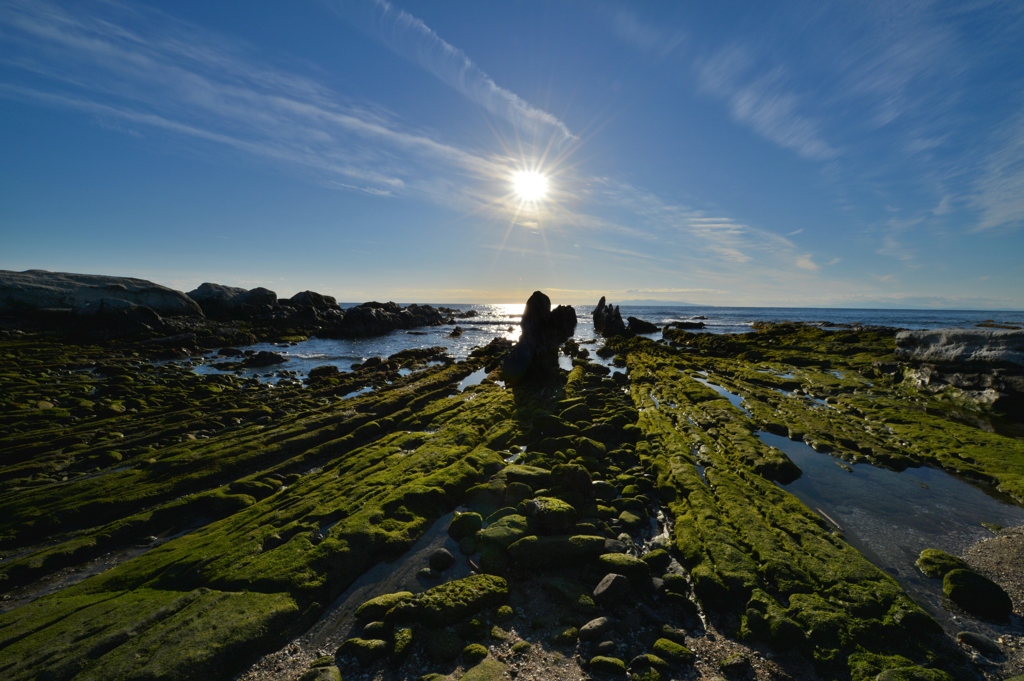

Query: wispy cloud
<box><xmin>0</xmin><ymin>0</ymin><xmax>510</xmax><ymax>202</ymax></box>
<box><xmin>972</xmin><ymin>113</ymin><xmax>1024</xmax><ymax>232</ymax></box>
<box><xmin>331</xmin><ymin>0</ymin><xmax>577</xmax><ymax>146</ymax></box>
<box><xmin>604</xmin><ymin>7</ymin><xmax>685</xmax><ymax>57</ymax></box>
<box><xmin>696</xmin><ymin>45</ymin><xmax>838</xmax><ymax>161</ymax></box>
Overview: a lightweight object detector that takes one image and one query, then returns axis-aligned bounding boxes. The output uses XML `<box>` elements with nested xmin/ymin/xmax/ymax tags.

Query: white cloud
<box><xmin>697</xmin><ymin>46</ymin><xmax>838</xmax><ymax>161</ymax></box>
<box><xmin>972</xmin><ymin>114</ymin><xmax>1024</xmax><ymax>232</ymax></box>
<box><xmin>0</xmin><ymin>0</ymin><xmax>511</xmax><ymax>204</ymax></box>
<box><xmin>605</xmin><ymin>8</ymin><xmax>685</xmax><ymax>57</ymax></box>
<box><xmin>331</xmin><ymin>0</ymin><xmax>577</xmax><ymax>146</ymax></box>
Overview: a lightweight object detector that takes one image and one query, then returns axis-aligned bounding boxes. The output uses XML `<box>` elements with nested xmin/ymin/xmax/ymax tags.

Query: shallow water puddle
<box><xmin>693</xmin><ymin>373</ymin><xmax>751</xmax><ymax>416</ymax></box>
<box><xmin>762</xmin><ymin>431</ymin><xmax>1024</xmax><ymax>632</ymax></box>
<box><xmin>459</xmin><ymin>367</ymin><xmax>489</xmax><ymax>391</ymax></box>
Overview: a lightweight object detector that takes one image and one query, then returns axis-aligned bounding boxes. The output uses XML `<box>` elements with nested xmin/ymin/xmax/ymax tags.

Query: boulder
<box><xmin>506</xmin><ymin>534</ymin><xmax>605</xmax><ymax>568</ymax></box>
<box><xmin>501</xmin><ymin>291</ymin><xmax>577</xmax><ymax>384</ymax></box>
<box><xmin>579</xmin><ymin>616</ymin><xmax>614</xmax><ymax>641</ymax></box>
<box><xmin>288</xmin><ymin>290</ymin><xmax>338</xmax><ymax>310</ymax></box>
<box><xmin>943</xmin><ymin>568</ymin><xmax>1013</xmax><ymax>620</ymax></box>
<box><xmin>417</xmin><ymin>574</ymin><xmax>509</xmax><ymax>627</ymax></box>
<box><xmin>519</xmin><ymin>497</ymin><xmax>577</xmax><ymax>535</ymax></box>
<box><xmin>916</xmin><ymin>548</ymin><xmax>969</xmax><ymax>578</ymax></box>
<box><xmin>0</xmin><ymin>269</ymin><xmax>202</xmax><ymax>316</ymax></box>
<box><xmin>323</xmin><ymin>301</ymin><xmax>447</xmax><ymax>339</ymax></box>
<box><xmin>187</xmin><ymin>282</ymin><xmax>278</xmax><ymax>318</ymax></box>
<box><xmin>244</xmin><ymin>351</ymin><xmax>287</xmax><ymax>367</ymax></box>
<box><xmin>593</xmin><ymin>573</ymin><xmax>631</xmax><ymax>607</ymax></box>
<box><xmin>593</xmin><ymin>297</ymin><xmax>627</xmax><ymax>337</ymax></box>
<box><xmin>429</xmin><ymin>548</ymin><xmax>456</xmax><ymax>572</ymax></box>
<box><xmin>627</xmin><ymin>317</ymin><xmax>659</xmax><ymax>334</ymax></box>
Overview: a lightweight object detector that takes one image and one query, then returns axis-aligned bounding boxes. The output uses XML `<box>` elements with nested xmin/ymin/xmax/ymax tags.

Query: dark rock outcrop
<box><xmin>322</xmin><ymin>302</ymin><xmax>447</xmax><ymax>339</ymax></box>
<box><xmin>288</xmin><ymin>290</ymin><xmax>338</xmax><ymax>310</ymax></box>
<box><xmin>0</xmin><ymin>270</ymin><xmax>202</xmax><ymax>316</ymax></box>
<box><xmin>187</xmin><ymin>283</ymin><xmax>278</xmax><ymax>319</ymax></box>
<box><xmin>627</xmin><ymin>316</ymin><xmax>659</xmax><ymax>334</ymax></box>
<box><xmin>501</xmin><ymin>291</ymin><xmax>577</xmax><ymax>383</ymax></box>
<box><xmin>593</xmin><ymin>297</ymin><xmax>627</xmax><ymax>337</ymax></box>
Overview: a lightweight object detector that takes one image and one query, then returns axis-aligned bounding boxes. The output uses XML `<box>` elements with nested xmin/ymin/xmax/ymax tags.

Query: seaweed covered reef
<box><xmin>1</xmin><ymin>318</ymin><xmax>1022</xmax><ymax>680</ymax></box>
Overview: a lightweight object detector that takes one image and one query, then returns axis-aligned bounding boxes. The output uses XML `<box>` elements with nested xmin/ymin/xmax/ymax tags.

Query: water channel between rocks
<box><xmin>760</xmin><ymin>431</ymin><xmax>1024</xmax><ymax>635</ymax></box>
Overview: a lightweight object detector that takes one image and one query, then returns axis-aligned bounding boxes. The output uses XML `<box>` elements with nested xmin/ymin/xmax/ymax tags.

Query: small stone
<box><xmin>429</xmin><ymin>548</ymin><xmax>456</xmax><ymax>572</ymax></box>
<box><xmin>593</xmin><ymin>573</ymin><xmax>631</xmax><ymax>607</ymax></box>
<box><xmin>579</xmin><ymin>617</ymin><xmax>613</xmax><ymax>641</ymax></box>
<box><xmin>957</xmin><ymin>631</ymin><xmax>1002</xmax><ymax>657</ymax></box>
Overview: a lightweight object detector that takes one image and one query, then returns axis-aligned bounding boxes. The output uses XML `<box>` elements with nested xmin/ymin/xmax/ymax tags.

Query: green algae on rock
<box><xmin>2</xmin><ymin>318</ymin><xmax>1019</xmax><ymax>680</ymax></box>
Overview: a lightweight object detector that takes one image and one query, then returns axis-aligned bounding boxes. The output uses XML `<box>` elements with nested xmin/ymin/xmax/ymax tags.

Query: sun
<box><xmin>512</xmin><ymin>170</ymin><xmax>549</xmax><ymax>202</ymax></box>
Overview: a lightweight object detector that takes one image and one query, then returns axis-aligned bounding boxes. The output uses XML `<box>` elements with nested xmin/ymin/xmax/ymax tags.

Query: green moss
<box><xmin>449</xmin><ymin>511</ymin><xmax>484</xmax><ymax>540</ymax></box>
<box><xmin>458</xmin><ymin>658</ymin><xmax>506</xmax><ymax>681</ymax></box>
<box><xmin>355</xmin><ymin>592</ymin><xmax>415</xmax><ymax>621</ymax></box>
<box><xmin>299</xmin><ymin>666</ymin><xmax>342</xmax><ymax>681</ymax></box>
<box><xmin>553</xmin><ymin>626</ymin><xmax>578</xmax><ymax>644</ymax></box>
<box><xmin>915</xmin><ymin>548</ymin><xmax>969</xmax><ymax>578</ymax></box>
<box><xmin>462</xmin><ymin>642</ymin><xmax>489</xmax><ymax>664</ymax></box>
<box><xmin>417</xmin><ymin>574</ymin><xmax>509</xmax><ymax>627</ymax></box>
<box><xmin>511</xmin><ymin>640</ymin><xmax>531</xmax><ymax>654</ymax></box>
<box><xmin>589</xmin><ymin>656</ymin><xmax>627</xmax><ymax>675</ymax></box>
<box><xmin>495</xmin><ymin>604</ymin><xmax>514</xmax><ymax>621</ymax></box>
<box><xmin>943</xmin><ymin>568</ymin><xmax>1013</xmax><ymax>620</ymax></box>
<box><xmin>651</xmin><ymin>638</ymin><xmax>694</xmax><ymax>666</ymax></box>
<box><xmin>519</xmin><ymin>496</ymin><xmax>577</xmax><ymax>535</ymax></box>
<box><xmin>338</xmin><ymin>637</ymin><xmax>388</xmax><ymax>664</ymax></box>
<box><xmin>598</xmin><ymin>553</ymin><xmax>651</xmax><ymax>586</ymax></box>
<box><xmin>476</xmin><ymin>514</ymin><xmax>529</xmax><ymax>550</ymax></box>
<box><xmin>506</xmin><ymin>534</ymin><xmax>605</xmax><ymax>568</ymax></box>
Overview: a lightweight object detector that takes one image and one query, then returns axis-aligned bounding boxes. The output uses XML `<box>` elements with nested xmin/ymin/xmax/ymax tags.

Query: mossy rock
<box><xmin>462</xmin><ymin>642</ymin><xmax>489</xmax><ymax>664</ymax></box>
<box><xmin>598</xmin><ymin>553</ymin><xmax>651</xmax><ymax>586</ymax></box>
<box><xmin>651</xmin><ymin>638</ymin><xmax>695</xmax><ymax>666</ymax></box>
<box><xmin>465</xmin><ymin>481</ymin><xmax>506</xmax><ymax>516</ymax></box>
<box><xmin>424</xmin><ymin>628</ymin><xmax>464</xmax><ymax>663</ymax></box>
<box><xmin>512</xmin><ymin>640</ymin><xmax>532</xmax><ymax>654</ymax></box>
<box><xmin>449</xmin><ymin>512</ymin><xmax>484</xmax><ymax>541</ymax></box>
<box><xmin>505</xmin><ymin>482</ymin><xmax>533</xmax><ymax>506</ymax></box>
<box><xmin>641</xmin><ymin>549</ymin><xmax>671</xmax><ymax>573</ymax></box>
<box><xmin>943</xmin><ymin>568</ymin><xmax>1013</xmax><ymax>620</ymax></box>
<box><xmin>553</xmin><ymin>626</ymin><xmax>578</xmax><ymax>644</ymax></box>
<box><xmin>504</xmin><ymin>464</ymin><xmax>553</xmax><ymax>489</ymax></box>
<box><xmin>495</xmin><ymin>604</ymin><xmax>514</xmax><ymax>621</ymax></box>
<box><xmin>338</xmin><ymin>637</ymin><xmax>387</xmax><ymax>664</ymax></box>
<box><xmin>459</xmin><ymin>658</ymin><xmax>507</xmax><ymax>681</ymax></box>
<box><xmin>477</xmin><ymin>514</ymin><xmax>530</xmax><ymax>550</ymax></box>
<box><xmin>629</xmin><ymin>653</ymin><xmax>669</xmax><ymax>671</ymax></box>
<box><xmin>617</xmin><ymin>510</ymin><xmax>644</xmax><ymax>532</ymax></box>
<box><xmin>590</xmin><ymin>655</ymin><xmax>627</xmax><ymax>675</ymax></box>
<box><xmin>392</xmin><ymin>627</ymin><xmax>414</xmax><ymax>658</ymax></box>
<box><xmin>507</xmin><ymin>534</ymin><xmax>605</xmax><ymax>568</ymax></box>
<box><xmin>418</xmin><ymin>574</ymin><xmax>509</xmax><ymax>627</ymax></box>
<box><xmin>298</xmin><ymin>666</ymin><xmax>342</xmax><ymax>681</ymax></box>
<box><xmin>519</xmin><ymin>496</ymin><xmax>578</xmax><ymax>535</ymax></box>
<box><xmin>915</xmin><ymin>549</ymin><xmax>968</xmax><ymax>579</ymax></box>
<box><xmin>355</xmin><ymin>592</ymin><xmax>415</xmax><ymax>621</ymax></box>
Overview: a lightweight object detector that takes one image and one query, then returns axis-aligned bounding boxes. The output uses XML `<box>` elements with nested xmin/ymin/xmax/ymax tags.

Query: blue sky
<box><xmin>1</xmin><ymin>0</ymin><xmax>1023</xmax><ymax>307</ymax></box>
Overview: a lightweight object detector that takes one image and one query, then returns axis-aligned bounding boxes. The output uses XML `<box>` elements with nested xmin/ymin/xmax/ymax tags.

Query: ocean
<box><xmin>192</xmin><ymin>303</ymin><xmax>1023</xmax><ymax>383</ymax></box>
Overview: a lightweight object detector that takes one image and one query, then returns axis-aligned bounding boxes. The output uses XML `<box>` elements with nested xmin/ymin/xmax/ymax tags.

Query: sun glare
<box><xmin>512</xmin><ymin>170</ymin><xmax>549</xmax><ymax>202</ymax></box>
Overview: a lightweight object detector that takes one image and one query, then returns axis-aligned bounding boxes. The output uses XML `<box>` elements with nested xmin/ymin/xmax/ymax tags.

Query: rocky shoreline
<box><xmin>1</xmin><ymin>286</ymin><xmax>1023</xmax><ymax>681</ymax></box>
<box><xmin>0</xmin><ymin>269</ymin><xmax>468</xmax><ymax>346</ymax></box>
